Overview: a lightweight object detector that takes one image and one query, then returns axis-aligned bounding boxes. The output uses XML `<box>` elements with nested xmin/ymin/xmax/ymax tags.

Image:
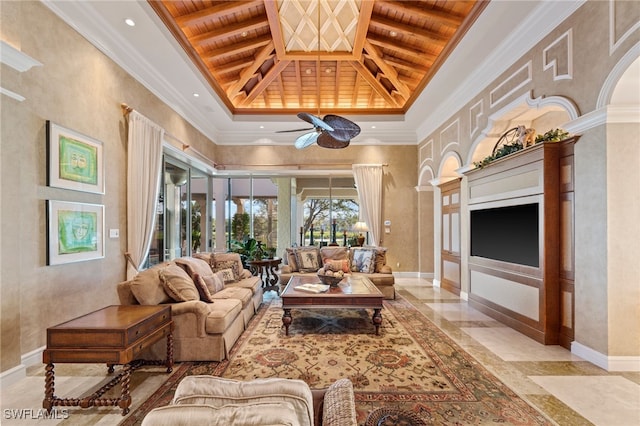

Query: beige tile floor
<box><xmin>2</xmin><ymin>278</ymin><xmax>639</xmax><ymax>425</ymax></box>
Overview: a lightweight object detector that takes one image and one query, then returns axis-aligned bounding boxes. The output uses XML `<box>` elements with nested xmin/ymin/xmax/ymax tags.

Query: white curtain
<box><xmin>126</xmin><ymin>111</ymin><xmax>164</xmax><ymax>279</ymax></box>
<box><xmin>352</xmin><ymin>164</ymin><xmax>383</xmax><ymax>246</ymax></box>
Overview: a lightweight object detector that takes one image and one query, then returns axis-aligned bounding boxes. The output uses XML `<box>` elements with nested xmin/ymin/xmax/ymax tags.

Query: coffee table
<box><xmin>281</xmin><ymin>275</ymin><xmax>383</xmax><ymax>335</ymax></box>
<box><xmin>43</xmin><ymin>305</ymin><xmax>173</xmax><ymax>415</ymax></box>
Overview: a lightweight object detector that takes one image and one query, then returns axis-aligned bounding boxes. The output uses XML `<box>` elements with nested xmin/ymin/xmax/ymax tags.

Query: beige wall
<box><xmin>214</xmin><ymin>144</ymin><xmax>420</xmax><ymax>273</ymax></box>
<box><xmin>418</xmin><ymin>0</ymin><xmax>639</xmax><ymax>359</ymax></box>
<box><xmin>0</xmin><ymin>2</ymin><xmax>214</xmax><ymax>373</ymax></box>
<box><xmin>0</xmin><ymin>2</ymin><xmax>421</xmax><ymax>375</ymax></box>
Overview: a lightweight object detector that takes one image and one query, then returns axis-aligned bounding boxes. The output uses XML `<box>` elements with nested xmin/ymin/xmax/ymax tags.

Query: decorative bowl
<box><xmin>317</xmin><ymin>274</ymin><xmax>343</xmax><ymax>287</ymax></box>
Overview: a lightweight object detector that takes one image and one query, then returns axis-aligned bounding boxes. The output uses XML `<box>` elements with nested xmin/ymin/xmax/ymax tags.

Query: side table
<box><xmin>247</xmin><ymin>257</ymin><xmax>282</xmax><ymax>294</ymax></box>
<box><xmin>43</xmin><ymin>305</ymin><xmax>173</xmax><ymax>416</ymax></box>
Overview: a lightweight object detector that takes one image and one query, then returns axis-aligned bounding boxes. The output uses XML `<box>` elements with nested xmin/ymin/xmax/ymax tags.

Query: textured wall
<box><xmin>0</xmin><ymin>2</ymin><xmax>216</xmax><ymax>373</ymax></box>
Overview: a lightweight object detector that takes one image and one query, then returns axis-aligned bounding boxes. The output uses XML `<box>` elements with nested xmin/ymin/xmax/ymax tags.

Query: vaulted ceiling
<box><xmin>149</xmin><ymin>0</ymin><xmax>486</xmax><ymax>116</ymax></box>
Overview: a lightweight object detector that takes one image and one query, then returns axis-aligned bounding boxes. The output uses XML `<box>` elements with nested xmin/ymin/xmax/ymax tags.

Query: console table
<box><xmin>43</xmin><ymin>305</ymin><xmax>173</xmax><ymax>415</ymax></box>
<box><xmin>247</xmin><ymin>257</ymin><xmax>282</xmax><ymax>294</ymax></box>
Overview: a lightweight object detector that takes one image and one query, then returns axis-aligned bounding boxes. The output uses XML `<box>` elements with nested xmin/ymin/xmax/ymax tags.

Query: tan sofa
<box><xmin>141</xmin><ymin>376</ymin><xmax>357</xmax><ymax>426</ymax></box>
<box><xmin>279</xmin><ymin>246</ymin><xmax>395</xmax><ymax>299</ymax></box>
<box><xmin>117</xmin><ymin>253</ymin><xmax>262</xmax><ymax>362</ymax></box>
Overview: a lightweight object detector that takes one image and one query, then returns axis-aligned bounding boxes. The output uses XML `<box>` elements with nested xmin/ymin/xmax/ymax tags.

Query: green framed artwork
<box><xmin>47</xmin><ymin>121</ymin><xmax>104</xmax><ymax>194</ymax></box>
<box><xmin>47</xmin><ymin>200</ymin><xmax>104</xmax><ymax>265</ymax></box>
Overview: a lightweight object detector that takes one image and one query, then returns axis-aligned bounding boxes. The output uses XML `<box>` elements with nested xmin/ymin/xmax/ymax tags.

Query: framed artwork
<box><xmin>47</xmin><ymin>121</ymin><xmax>104</xmax><ymax>194</ymax></box>
<box><xmin>47</xmin><ymin>200</ymin><xmax>104</xmax><ymax>265</ymax></box>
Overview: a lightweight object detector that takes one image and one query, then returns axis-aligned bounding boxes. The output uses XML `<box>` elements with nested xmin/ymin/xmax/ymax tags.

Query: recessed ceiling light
<box><xmin>125</xmin><ymin>18</ymin><xmax>136</xmax><ymax>27</ymax></box>
<box><xmin>371</xmin><ymin>125</ymin><xmax>376</xmax><ymax>129</ymax></box>
<box><xmin>241</xmin><ymin>31</ymin><xmax>248</xmax><ymax>37</ymax></box>
<box><xmin>390</xmin><ymin>31</ymin><xmax>397</xmax><ymax>37</ymax></box>
<box><xmin>193</xmin><ymin>93</ymin><xmax>200</xmax><ymax>97</ymax></box>
<box><xmin>325</xmin><ymin>68</ymin><xmax>331</xmax><ymax>74</ymax></box>
<box><xmin>306</xmin><ymin>69</ymin><xmax>312</xmax><ymax>75</ymax></box>
<box><xmin>259</xmin><ymin>125</ymin><xmax>264</xmax><ymax>129</ymax></box>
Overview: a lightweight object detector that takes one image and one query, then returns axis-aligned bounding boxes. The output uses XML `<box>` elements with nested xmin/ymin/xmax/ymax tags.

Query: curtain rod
<box><xmin>121</xmin><ymin>103</ymin><xmax>218</xmax><ymax>169</ymax></box>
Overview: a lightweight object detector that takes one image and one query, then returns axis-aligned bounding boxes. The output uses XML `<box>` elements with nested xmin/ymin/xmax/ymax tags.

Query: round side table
<box><xmin>365</xmin><ymin>407</ymin><xmax>427</xmax><ymax>426</ymax></box>
<box><xmin>247</xmin><ymin>257</ymin><xmax>282</xmax><ymax>294</ymax></box>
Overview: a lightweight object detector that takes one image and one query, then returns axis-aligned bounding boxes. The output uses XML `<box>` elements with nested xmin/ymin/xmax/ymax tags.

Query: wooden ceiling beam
<box><xmin>201</xmin><ymin>35</ymin><xmax>271</xmax><ymax>60</ymax></box>
<box><xmin>377</xmin><ymin>0</ymin><xmax>465</xmax><ymax>28</ymax></box>
<box><xmin>351</xmin><ymin>0</ymin><xmax>375</xmax><ymax>60</ymax></box>
<box><xmin>382</xmin><ymin>56</ymin><xmax>430</xmax><ymax>74</ymax></box>
<box><xmin>369</xmin><ymin>15</ymin><xmax>449</xmax><ymax>45</ymax></box>
<box><xmin>190</xmin><ymin>16</ymin><xmax>269</xmax><ymax>46</ymax></box>
<box><xmin>295</xmin><ymin>61</ymin><xmax>303</xmax><ymax>107</ymax></box>
<box><xmin>363</xmin><ymin>40</ymin><xmax>410</xmax><ymax>100</ymax></box>
<box><xmin>241</xmin><ymin>58</ymin><xmax>291</xmax><ymax>106</ymax></box>
<box><xmin>226</xmin><ymin>41</ymin><xmax>275</xmax><ymax>97</ymax></box>
<box><xmin>213</xmin><ymin>57</ymin><xmax>255</xmax><ymax>75</ymax></box>
<box><xmin>175</xmin><ymin>0</ymin><xmax>263</xmax><ymax>28</ymax></box>
<box><xmin>264</xmin><ymin>0</ymin><xmax>287</xmax><ymax>59</ymax></box>
<box><xmin>349</xmin><ymin>61</ymin><xmax>398</xmax><ymax>107</ymax></box>
<box><xmin>367</xmin><ymin>33</ymin><xmax>436</xmax><ymax>63</ymax></box>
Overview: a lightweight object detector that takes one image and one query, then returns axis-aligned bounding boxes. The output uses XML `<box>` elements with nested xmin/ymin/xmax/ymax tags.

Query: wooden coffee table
<box><xmin>281</xmin><ymin>275</ymin><xmax>383</xmax><ymax>335</ymax></box>
<box><xmin>43</xmin><ymin>305</ymin><xmax>173</xmax><ymax>416</ymax></box>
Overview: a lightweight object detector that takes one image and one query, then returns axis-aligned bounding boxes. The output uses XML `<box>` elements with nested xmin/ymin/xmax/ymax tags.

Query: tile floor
<box><xmin>2</xmin><ymin>278</ymin><xmax>639</xmax><ymax>425</ymax></box>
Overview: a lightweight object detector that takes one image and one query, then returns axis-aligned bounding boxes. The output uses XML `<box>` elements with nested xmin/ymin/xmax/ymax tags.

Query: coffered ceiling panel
<box><xmin>150</xmin><ymin>0</ymin><xmax>486</xmax><ymax>116</ymax></box>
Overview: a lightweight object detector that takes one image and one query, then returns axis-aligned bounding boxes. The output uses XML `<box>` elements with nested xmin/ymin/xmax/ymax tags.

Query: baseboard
<box><xmin>0</xmin><ymin>346</ymin><xmax>44</xmax><ymax>389</ymax></box>
<box><xmin>393</xmin><ymin>272</ymin><xmax>422</xmax><ymax>278</ymax></box>
<box><xmin>571</xmin><ymin>341</ymin><xmax>640</xmax><ymax>372</ymax></box>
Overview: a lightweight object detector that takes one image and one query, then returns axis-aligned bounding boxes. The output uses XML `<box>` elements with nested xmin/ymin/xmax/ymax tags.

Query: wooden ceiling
<box><xmin>150</xmin><ymin>0</ymin><xmax>486</xmax><ymax>116</ymax></box>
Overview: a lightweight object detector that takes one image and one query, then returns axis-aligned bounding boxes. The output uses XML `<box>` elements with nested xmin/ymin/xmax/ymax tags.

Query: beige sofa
<box><xmin>141</xmin><ymin>376</ymin><xmax>357</xmax><ymax>426</ymax></box>
<box><xmin>117</xmin><ymin>253</ymin><xmax>262</xmax><ymax>362</ymax></box>
<box><xmin>279</xmin><ymin>246</ymin><xmax>395</xmax><ymax>299</ymax></box>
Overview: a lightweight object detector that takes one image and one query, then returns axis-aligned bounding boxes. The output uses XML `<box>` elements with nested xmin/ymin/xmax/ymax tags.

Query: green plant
<box><xmin>535</xmin><ymin>128</ymin><xmax>569</xmax><ymax>143</ymax></box>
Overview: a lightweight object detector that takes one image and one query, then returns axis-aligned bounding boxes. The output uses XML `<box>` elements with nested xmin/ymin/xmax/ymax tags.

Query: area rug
<box><xmin>121</xmin><ymin>296</ymin><xmax>551</xmax><ymax>425</ymax></box>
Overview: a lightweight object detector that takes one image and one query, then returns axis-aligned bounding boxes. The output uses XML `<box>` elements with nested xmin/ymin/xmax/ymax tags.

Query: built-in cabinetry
<box><xmin>439</xmin><ymin>179</ymin><xmax>462</xmax><ymax>296</ymax></box>
<box><xmin>463</xmin><ymin>138</ymin><xmax>577</xmax><ymax>346</ymax></box>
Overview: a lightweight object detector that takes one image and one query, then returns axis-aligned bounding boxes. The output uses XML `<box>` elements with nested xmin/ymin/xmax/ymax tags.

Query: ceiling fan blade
<box><xmin>297</xmin><ymin>112</ymin><xmax>333</xmax><ymax>132</ymax></box>
<box><xmin>323</xmin><ymin>114</ymin><xmax>361</xmax><ymax>141</ymax></box>
<box><xmin>275</xmin><ymin>127</ymin><xmax>314</xmax><ymax>133</ymax></box>
<box><xmin>317</xmin><ymin>132</ymin><xmax>350</xmax><ymax>149</ymax></box>
<box><xmin>294</xmin><ymin>132</ymin><xmax>319</xmax><ymax>149</ymax></box>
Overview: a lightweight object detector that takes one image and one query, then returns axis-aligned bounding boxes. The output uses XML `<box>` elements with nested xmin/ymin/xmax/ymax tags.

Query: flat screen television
<box><xmin>470</xmin><ymin>203</ymin><xmax>539</xmax><ymax>267</ymax></box>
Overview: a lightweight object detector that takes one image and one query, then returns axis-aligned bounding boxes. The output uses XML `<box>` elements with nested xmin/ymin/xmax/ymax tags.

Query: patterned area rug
<box><xmin>122</xmin><ymin>297</ymin><xmax>551</xmax><ymax>425</ymax></box>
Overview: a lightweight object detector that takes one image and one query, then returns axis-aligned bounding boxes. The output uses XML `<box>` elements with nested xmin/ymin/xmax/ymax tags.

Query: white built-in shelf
<box><xmin>1</xmin><ymin>40</ymin><xmax>42</xmax><ymax>72</ymax></box>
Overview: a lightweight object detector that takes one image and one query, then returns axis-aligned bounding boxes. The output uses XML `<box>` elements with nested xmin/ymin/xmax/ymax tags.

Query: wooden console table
<box><xmin>43</xmin><ymin>305</ymin><xmax>173</xmax><ymax>416</ymax></box>
<box><xmin>247</xmin><ymin>257</ymin><xmax>282</xmax><ymax>294</ymax></box>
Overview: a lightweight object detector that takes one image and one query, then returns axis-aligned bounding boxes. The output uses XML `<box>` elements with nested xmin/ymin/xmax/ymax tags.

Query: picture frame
<box><xmin>47</xmin><ymin>121</ymin><xmax>105</xmax><ymax>194</ymax></box>
<box><xmin>47</xmin><ymin>200</ymin><xmax>104</xmax><ymax>265</ymax></box>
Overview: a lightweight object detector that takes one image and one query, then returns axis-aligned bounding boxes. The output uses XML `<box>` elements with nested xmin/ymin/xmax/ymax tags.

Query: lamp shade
<box><xmin>353</xmin><ymin>221</ymin><xmax>369</xmax><ymax>232</ymax></box>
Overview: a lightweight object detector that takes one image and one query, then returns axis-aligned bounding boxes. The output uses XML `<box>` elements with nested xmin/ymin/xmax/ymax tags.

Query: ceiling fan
<box><xmin>277</xmin><ymin>112</ymin><xmax>361</xmax><ymax>149</ymax></box>
<box><xmin>275</xmin><ymin>3</ymin><xmax>360</xmax><ymax>149</ymax></box>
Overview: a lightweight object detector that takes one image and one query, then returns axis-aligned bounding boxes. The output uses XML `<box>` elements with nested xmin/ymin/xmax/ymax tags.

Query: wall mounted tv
<box><xmin>470</xmin><ymin>203</ymin><xmax>539</xmax><ymax>267</ymax></box>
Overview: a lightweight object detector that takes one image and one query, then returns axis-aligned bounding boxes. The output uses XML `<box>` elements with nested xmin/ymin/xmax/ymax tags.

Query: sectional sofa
<box><xmin>117</xmin><ymin>253</ymin><xmax>262</xmax><ymax>362</ymax></box>
<box><xmin>279</xmin><ymin>246</ymin><xmax>395</xmax><ymax>299</ymax></box>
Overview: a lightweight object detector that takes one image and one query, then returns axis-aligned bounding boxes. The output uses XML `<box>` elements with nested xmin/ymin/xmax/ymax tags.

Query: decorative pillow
<box><xmin>285</xmin><ymin>248</ymin><xmax>298</xmax><ymax>272</ymax></box>
<box><xmin>192</xmin><ymin>273</ymin><xmax>214</xmax><ymax>302</ymax></box>
<box><xmin>211</xmin><ymin>259</ymin><xmax>240</xmax><ymax>281</ymax></box>
<box><xmin>323</xmin><ymin>258</ymin><xmax>350</xmax><ymax>273</ymax></box>
<box><xmin>372</xmin><ymin>247</ymin><xmax>387</xmax><ymax>272</ymax></box>
<box><xmin>294</xmin><ymin>247</ymin><xmax>321</xmax><ymax>272</ymax></box>
<box><xmin>130</xmin><ymin>263</ymin><xmax>172</xmax><ymax>305</ymax></box>
<box><xmin>320</xmin><ymin>246</ymin><xmax>348</xmax><ymax>261</ymax></box>
<box><xmin>215</xmin><ymin>268</ymin><xmax>236</xmax><ymax>284</ymax></box>
<box><xmin>175</xmin><ymin>257</ymin><xmax>218</xmax><ymax>297</ymax></box>
<box><xmin>160</xmin><ymin>263</ymin><xmax>199</xmax><ymax>302</ymax></box>
<box><xmin>351</xmin><ymin>248</ymin><xmax>376</xmax><ymax>274</ymax></box>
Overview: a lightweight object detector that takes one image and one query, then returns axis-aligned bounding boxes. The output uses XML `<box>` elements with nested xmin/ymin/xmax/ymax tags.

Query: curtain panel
<box><xmin>126</xmin><ymin>111</ymin><xmax>164</xmax><ymax>279</ymax></box>
<box><xmin>352</xmin><ymin>164</ymin><xmax>383</xmax><ymax>246</ymax></box>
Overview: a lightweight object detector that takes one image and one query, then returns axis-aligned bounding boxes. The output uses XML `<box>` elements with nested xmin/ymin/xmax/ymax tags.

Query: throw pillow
<box><xmin>211</xmin><ymin>260</ymin><xmax>239</xmax><ymax>281</ymax></box>
<box><xmin>373</xmin><ymin>247</ymin><xmax>387</xmax><ymax>272</ymax></box>
<box><xmin>192</xmin><ymin>273</ymin><xmax>214</xmax><ymax>302</ymax></box>
<box><xmin>320</xmin><ymin>246</ymin><xmax>348</xmax><ymax>261</ymax></box>
<box><xmin>215</xmin><ymin>268</ymin><xmax>236</xmax><ymax>284</ymax></box>
<box><xmin>285</xmin><ymin>248</ymin><xmax>299</xmax><ymax>272</ymax></box>
<box><xmin>351</xmin><ymin>248</ymin><xmax>376</xmax><ymax>273</ymax></box>
<box><xmin>160</xmin><ymin>263</ymin><xmax>199</xmax><ymax>302</ymax></box>
<box><xmin>294</xmin><ymin>247</ymin><xmax>321</xmax><ymax>272</ymax></box>
<box><xmin>130</xmin><ymin>263</ymin><xmax>172</xmax><ymax>305</ymax></box>
<box><xmin>175</xmin><ymin>257</ymin><xmax>218</xmax><ymax>298</ymax></box>
<box><xmin>323</xmin><ymin>258</ymin><xmax>350</xmax><ymax>273</ymax></box>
